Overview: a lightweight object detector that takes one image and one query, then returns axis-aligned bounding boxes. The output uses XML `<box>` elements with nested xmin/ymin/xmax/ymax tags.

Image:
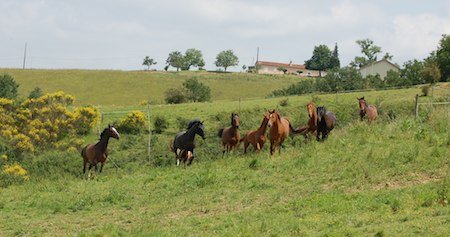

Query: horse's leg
<box><xmin>244</xmin><ymin>141</ymin><xmax>249</xmax><ymax>154</ymax></box>
<box><xmin>270</xmin><ymin>141</ymin><xmax>274</xmax><ymax>156</ymax></box>
<box><xmin>88</xmin><ymin>164</ymin><xmax>93</xmax><ymax>179</ymax></box>
<box><xmin>83</xmin><ymin>159</ymin><xmax>87</xmax><ymax>174</ymax></box>
<box><xmin>256</xmin><ymin>142</ymin><xmax>261</xmax><ymax>154</ymax></box>
<box><xmin>100</xmin><ymin>162</ymin><xmax>104</xmax><ymax>173</ymax></box>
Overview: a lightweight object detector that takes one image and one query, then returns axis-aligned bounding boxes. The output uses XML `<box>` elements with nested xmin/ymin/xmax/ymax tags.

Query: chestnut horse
<box><xmin>268</xmin><ymin>110</ymin><xmax>298</xmax><ymax>156</ymax></box>
<box><xmin>241</xmin><ymin>112</ymin><xmax>270</xmax><ymax>154</ymax></box>
<box><xmin>358</xmin><ymin>97</ymin><xmax>378</xmax><ymax>123</ymax></box>
<box><xmin>316</xmin><ymin>106</ymin><xmax>335</xmax><ymax>141</ymax></box>
<box><xmin>81</xmin><ymin>125</ymin><xmax>120</xmax><ymax>178</ymax></box>
<box><xmin>218</xmin><ymin>113</ymin><xmax>240</xmax><ymax>156</ymax></box>
<box><xmin>296</xmin><ymin>101</ymin><xmax>318</xmax><ymax>141</ymax></box>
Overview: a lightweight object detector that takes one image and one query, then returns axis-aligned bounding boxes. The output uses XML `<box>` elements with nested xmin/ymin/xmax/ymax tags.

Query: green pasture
<box><xmin>0</xmin><ymin>69</ymin><xmax>302</xmax><ymax>106</ymax></box>
<box><xmin>0</xmin><ymin>79</ymin><xmax>449</xmax><ymax>236</ymax></box>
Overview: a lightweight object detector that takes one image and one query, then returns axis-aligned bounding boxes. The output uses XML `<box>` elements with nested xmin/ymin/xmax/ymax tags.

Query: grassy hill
<box><xmin>0</xmin><ymin>68</ymin><xmax>302</xmax><ymax>106</ymax></box>
<box><xmin>0</xmin><ymin>85</ymin><xmax>449</xmax><ymax>236</ymax></box>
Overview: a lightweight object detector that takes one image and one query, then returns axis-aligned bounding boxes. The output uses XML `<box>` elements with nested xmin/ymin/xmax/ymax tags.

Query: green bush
<box><xmin>153</xmin><ymin>116</ymin><xmax>168</xmax><ymax>134</ymax></box>
<box><xmin>28</xmin><ymin>87</ymin><xmax>43</xmax><ymax>99</ymax></box>
<box><xmin>164</xmin><ymin>88</ymin><xmax>186</xmax><ymax>104</ymax></box>
<box><xmin>0</xmin><ymin>74</ymin><xmax>19</xmax><ymax>99</ymax></box>
<box><xmin>183</xmin><ymin>78</ymin><xmax>211</xmax><ymax>102</ymax></box>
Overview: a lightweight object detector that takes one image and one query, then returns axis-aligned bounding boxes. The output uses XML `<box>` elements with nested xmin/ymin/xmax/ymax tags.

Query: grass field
<box><xmin>0</xmin><ymin>80</ymin><xmax>449</xmax><ymax>236</ymax></box>
<box><xmin>0</xmin><ymin>68</ymin><xmax>302</xmax><ymax>106</ymax></box>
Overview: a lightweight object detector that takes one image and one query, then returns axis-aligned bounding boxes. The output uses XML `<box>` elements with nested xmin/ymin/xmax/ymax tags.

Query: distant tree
<box><xmin>142</xmin><ymin>56</ymin><xmax>157</xmax><ymax>70</ymax></box>
<box><xmin>242</xmin><ymin>65</ymin><xmax>247</xmax><ymax>72</ymax></box>
<box><xmin>277</xmin><ymin>67</ymin><xmax>288</xmax><ymax>74</ymax></box>
<box><xmin>182</xmin><ymin>48</ymin><xmax>205</xmax><ymax>70</ymax></box>
<box><xmin>164</xmin><ymin>65</ymin><xmax>169</xmax><ymax>71</ymax></box>
<box><xmin>436</xmin><ymin>34</ymin><xmax>450</xmax><ymax>81</ymax></box>
<box><xmin>421</xmin><ymin>62</ymin><xmax>441</xmax><ymax>85</ymax></box>
<box><xmin>305</xmin><ymin>44</ymin><xmax>333</xmax><ymax>77</ymax></box>
<box><xmin>183</xmin><ymin>78</ymin><xmax>211</xmax><ymax>102</ymax></box>
<box><xmin>28</xmin><ymin>87</ymin><xmax>43</xmax><ymax>99</ymax></box>
<box><xmin>0</xmin><ymin>74</ymin><xmax>19</xmax><ymax>99</ymax></box>
<box><xmin>401</xmin><ymin>60</ymin><xmax>424</xmax><ymax>85</ymax></box>
<box><xmin>215</xmin><ymin>50</ymin><xmax>239</xmax><ymax>72</ymax></box>
<box><xmin>350</xmin><ymin>38</ymin><xmax>382</xmax><ymax>68</ymax></box>
<box><xmin>383</xmin><ymin>52</ymin><xmax>394</xmax><ymax>61</ymax></box>
<box><xmin>330</xmin><ymin>43</ymin><xmax>340</xmax><ymax>68</ymax></box>
<box><xmin>166</xmin><ymin>51</ymin><xmax>184</xmax><ymax>71</ymax></box>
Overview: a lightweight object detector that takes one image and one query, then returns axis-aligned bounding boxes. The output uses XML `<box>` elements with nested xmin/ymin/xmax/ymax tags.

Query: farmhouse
<box><xmin>254</xmin><ymin>61</ymin><xmax>322</xmax><ymax>77</ymax></box>
<box><xmin>359</xmin><ymin>59</ymin><xmax>400</xmax><ymax>80</ymax></box>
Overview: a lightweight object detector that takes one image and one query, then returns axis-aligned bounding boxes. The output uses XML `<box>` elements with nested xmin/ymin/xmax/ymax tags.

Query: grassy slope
<box><xmin>0</xmin><ymin>69</ymin><xmax>301</xmax><ymax>106</ymax></box>
<box><xmin>0</xmin><ymin>85</ymin><xmax>449</xmax><ymax>236</ymax></box>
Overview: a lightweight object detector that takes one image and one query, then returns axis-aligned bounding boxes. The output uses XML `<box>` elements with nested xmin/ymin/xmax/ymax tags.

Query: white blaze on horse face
<box><xmin>111</xmin><ymin>127</ymin><xmax>120</xmax><ymax>139</ymax></box>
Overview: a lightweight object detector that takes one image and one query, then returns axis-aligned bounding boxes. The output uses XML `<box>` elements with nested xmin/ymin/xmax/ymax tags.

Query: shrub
<box><xmin>0</xmin><ymin>163</ymin><xmax>29</xmax><ymax>187</ymax></box>
<box><xmin>153</xmin><ymin>116</ymin><xmax>168</xmax><ymax>134</ymax></box>
<box><xmin>421</xmin><ymin>85</ymin><xmax>430</xmax><ymax>96</ymax></box>
<box><xmin>72</xmin><ymin>106</ymin><xmax>100</xmax><ymax>135</ymax></box>
<box><xmin>165</xmin><ymin>87</ymin><xmax>187</xmax><ymax>104</ymax></box>
<box><xmin>28</xmin><ymin>87</ymin><xmax>43</xmax><ymax>99</ymax></box>
<box><xmin>117</xmin><ymin>111</ymin><xmax>147</xmax><ymax>134</ymax></box>
<box><xmin>183</xmin><ymin>78</ymin><xmax>211</xmax><ymax>102</ymax></box>
<box><xmin>279</xmin><ymin>98</ymin><xmax>289</xmax><ymax>107</ymax></box>
<box><xmin>0</xmin><ymin>74</ymin><xmax>19</xmax><ymax>99</ymax></box>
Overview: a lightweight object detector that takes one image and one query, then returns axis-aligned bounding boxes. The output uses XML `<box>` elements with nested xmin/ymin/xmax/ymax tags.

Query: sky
<box><xmin>1</xmin><ymin>0</ymin><xmax>449</xmax><ymax>71</ymax></box>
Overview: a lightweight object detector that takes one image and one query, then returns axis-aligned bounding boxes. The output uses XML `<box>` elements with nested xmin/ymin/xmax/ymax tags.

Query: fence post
<box><xmin>415</xmin><ymin>94</ymin><xmax>419</xmax><ymax>118</ymax></box>
<box><xmin>239</xmin><ymin>98</ymin><xmax>241</xmax><ymax>114</ymax></box>
<box><xmin>147</xmin><ymin>104</ymin><xmax>151</xmax><ymax>162</ymax></box>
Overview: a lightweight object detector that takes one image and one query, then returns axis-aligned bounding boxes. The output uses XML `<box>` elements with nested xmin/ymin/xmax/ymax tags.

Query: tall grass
<box><xmin>0</xmin><ymin>86</ymin><xmax>448</xmax><ymax>236</ymax></box>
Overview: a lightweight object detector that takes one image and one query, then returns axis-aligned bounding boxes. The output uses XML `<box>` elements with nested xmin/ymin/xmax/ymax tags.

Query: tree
<box><xmin>164</xmin><ymin>88</ymin><xmax>186</xmax><ymax>104</ymax></box>
<box><xmin>142</xmin><ymin>56</ymin><xmax>157</xmax><ymax>70</ymax></box>
<box><xmin>350</xmin><ymin>38</ymin><xmax>382</xmax><ymax>68</ymax></box>
<box><xmin>183</xmin><ymin>78</ymin><xmax>211</xmax><ymax>102</ymax></box>
<box><xmin>436</xmin><ymin>34</ymin><xmax>450</xmax><ymax>81</ymax></box>
<box><xmin>330</xmin><ymin>43</ymin><xmax>340</xmax><ymax>68</ymax></box>
<box><xmin>215</xmin><ymin>50</ymin><xmax>239</xmax><ymax>72</ymax></box>
<box><xmin>0</xmin><ymin>74</ymin><xmax>19</xmax><ymax>99</ymax></box>
<box><xmin>383</xmin><ymin>52</ymin><xmax>393</xmax><ymax>61</ymax></box>
<box><xmin>401</xmin><ymin>60</ymin><xmax>424</xmax><ymax>85</ymax></box>
<box><xmin>182</xmin><ymin>48</ymin><xmax>205</xmax><ymax>70</ymax></box>
<box><xmin>421</xmin><ymin>62</ymin><xmax>441</xmax><ymax>85</ymax></box>
<box><xmin>242</xmin><ymin>65</ymin><xmax>247</xmax><ymax>72</ymax></box>
<box><xmin>305</xmin><ymin>44</ymin><xmax>333</xmax><ymax>77</ymax></box>
<box><xmin>277</xmin><ymin>67</ymin><xmax>288</xmax><ymax>74</ymax></box>
<box><xmin>166</xmin><ymin>51</ymin><xmax>184</xmax><ymax>71</ymax></box>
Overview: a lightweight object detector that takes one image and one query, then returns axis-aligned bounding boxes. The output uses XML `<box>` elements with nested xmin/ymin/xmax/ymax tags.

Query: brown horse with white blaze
<box><xmin>268</xmin><ymin>110</ymin><xmax>298</xmax><ymax>156</ymax></box>
<box><xmin>218</xmin><ymin>113</ymin><xmax>240</xmax><ymax>156</ymax></box>
<box><xmin>241</xmin><ymin>112</ymin><xmax>270</xmax><ymax>154</ymax></box>
<box><xmin>81</xmin><ymin>125</ymin><xmax>120</xmax><ymax>178</ymax></box>
<box><xmin>296</xmin><ymin>101</ymin><xmax>318</xmax><ymax>141</ymax></box>
<box><xmin>358</xmin><ymin>97</ymin><xmax>378</xmax><ymax>123</ymax></box>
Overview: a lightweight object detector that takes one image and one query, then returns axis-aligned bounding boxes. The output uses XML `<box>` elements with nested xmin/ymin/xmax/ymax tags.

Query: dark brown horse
<box><xmin>81</xmin><ymin>125</ymin><xmax>120</xmax><ymax>178</ymax></box>
<box><xmin>268</xmin><ymin>110</ymin><xmax>298</xmax><ymax>156</ymax></box>
<box><xmin>241</xmin><ymin>112</ymin><xmax>270</xmax><ymax>154</ymax></box>
<box><xmin>296</xmin><ymin>101</ymin><xmax>318</xmax><ymax>141</ymax></box>
<box><xmin>172</xmin><ymin>119</ymin><xmax>205</xmax><ymax>166</ymax></box>
<box><xmin>316</xmin><ymin>106</ymin><xmax>335</xmax><ymax>141</ymax></box>
<box><xmin>218</xmin><ymin>113</ymin><xmax>240</xmax><ymax>156</ymax></box>
<box><xmin>358</xmin><ymin>97</ymin><xmax>378</xmax><ymax>123</ymax></box>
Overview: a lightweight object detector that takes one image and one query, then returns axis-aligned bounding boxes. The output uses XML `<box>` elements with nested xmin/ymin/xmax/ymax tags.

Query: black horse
<box><xmin>172</xmin><ymin>119</ymin><xmax>205</xmax><ymax>166</ymax></box>
<box><xmin>316</xmin><ymin>106</ymin><xmax>336</xmax><ymax>141</ymax></box>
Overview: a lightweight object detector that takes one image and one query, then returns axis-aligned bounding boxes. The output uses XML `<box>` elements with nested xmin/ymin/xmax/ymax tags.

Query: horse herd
<box><xmin>81</xmin><ymin>97</ymin><xmax>378</xmax><ymax>175</ymax></box>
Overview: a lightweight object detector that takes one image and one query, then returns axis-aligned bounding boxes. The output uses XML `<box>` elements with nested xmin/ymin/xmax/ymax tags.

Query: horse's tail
<box><xmin>288</xmin><ymin>122</ymin><xmax>297</xmax><ymax>133</ymax></box>
<box><xmin>81</xmin><ymin>146</ymin><xmax>87</xmax><ymax>158</ymax></box>
<box><xmin>217</xmin><ymin>128</ymin><xmax>224</xmax><ymax>138</ymax></box>
<box><xmin>294</xmin><ymin>125</ymin><xmax>308</xmax><ymax>134</ymax></box>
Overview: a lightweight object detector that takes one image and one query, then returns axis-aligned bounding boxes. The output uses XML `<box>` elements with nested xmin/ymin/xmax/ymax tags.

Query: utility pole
<box><xmin>256</xmin><ymin>47</ymin><xmax>259</xmax><ymax>73</ymax></box>
<box><xmin>22</xmin><ymin>43</ymin><xmax>27</xmax><ymax>69</ymax></box>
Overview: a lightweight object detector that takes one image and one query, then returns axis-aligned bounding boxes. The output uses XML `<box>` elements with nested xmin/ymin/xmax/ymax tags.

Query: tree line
<box><xmin>273</xmin><ymin>34</ymin><xmax>450</xmax><ymax>96</ymax></box>
<box><xmin>142</xmin><ymin>49</ymin><xmax>239</xmax><ymax>72</ymax></box>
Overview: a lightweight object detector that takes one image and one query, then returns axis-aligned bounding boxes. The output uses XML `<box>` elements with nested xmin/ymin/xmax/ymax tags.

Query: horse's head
<box><xmin>307</xmin><ymin>101</ymin><xmax>316</xmax><ymax>118</ymax></box>
<box><xmin>316</xmin><ymin>106</ymin><xmax>327</xmax><ymax>123</ymax></box>
<box><xmin>231</xmin><ymin>113</ymin><xmax>240</xmax><ymax>128</ymax></box>
<box><xmin>267</xmin><ymin>110</ymin><xmax>279</xmax><ymax>128</ymax></box>
<box><xmin>357</xmin><ymin>97</ymin><xmax>366</xmax><ymax>109</ymax></box>
<box><xmin>193</xmin><ymin>121</ymin><xmax>206</xmax><ymax>140</ymax></box>
<box><xmin>104</xmin><ymin>124</ymin><xmax>120</xmax><ymax>140</ymax></box>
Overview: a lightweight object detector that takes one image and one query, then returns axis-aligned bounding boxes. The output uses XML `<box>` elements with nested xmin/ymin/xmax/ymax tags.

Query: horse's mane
<box><xmin>187</xmin><ymin>119</ymin><xmax>202</xmax><ymax>129</ymax></box>
<box><xmin>99</xmin><ymin>128</ymin><xmax>108</xmax><ymax>140</ymax></box>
